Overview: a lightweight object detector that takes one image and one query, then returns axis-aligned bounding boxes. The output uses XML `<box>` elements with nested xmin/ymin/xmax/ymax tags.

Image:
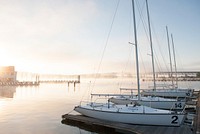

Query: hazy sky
<box><xmin>0</xmin><ymin>0</ymin><xmax>199</xmax><ymax>74</ymax></box>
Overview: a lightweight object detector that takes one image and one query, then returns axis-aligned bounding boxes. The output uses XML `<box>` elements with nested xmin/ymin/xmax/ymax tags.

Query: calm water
<box><xmin>0</xmin><ymin>79</ymin><xmax>199</xmax><ymax>134</ymax></box>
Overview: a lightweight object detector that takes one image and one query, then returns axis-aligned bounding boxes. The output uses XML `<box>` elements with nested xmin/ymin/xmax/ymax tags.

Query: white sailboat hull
<box><xmin>109</xmin><ymin>97</ymin><xmax>185</xmax><ymax>110</ymax></box>
<box><xmin>141</xmin><ymin>89</ymin><xmax>193</xmax><ymax>98</ymax></box>
<box><xmin>74</xmin><ymin>104</ymin><xmax>185</xmax><ymax>126</ymax></box>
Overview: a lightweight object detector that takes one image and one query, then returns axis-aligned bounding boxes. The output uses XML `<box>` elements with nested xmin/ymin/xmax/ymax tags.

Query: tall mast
<box><xmin>171</xmin><ymin>34</ymin><xmax>178</xmax><ymax>88</ymax></box>
<box><xmin>166</xmin><ymin>26</ymin><xmax>174</xmax><ymax>88</ymax></box>
<box><xmin>132</xmin><ymin>0</ymin><xmax>140</xmax><ymax>100</ymax></box>
<box><xmin>145</xmin><ymin>0</ymin><xmax>156</xmax><ymax>90</ymax></box>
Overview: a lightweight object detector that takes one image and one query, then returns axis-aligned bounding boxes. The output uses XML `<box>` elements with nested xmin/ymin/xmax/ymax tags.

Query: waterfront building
<box><xmin>0</xmin><ymin>66</ymin><xmax>16</xmax><ymax>82</ymax></box>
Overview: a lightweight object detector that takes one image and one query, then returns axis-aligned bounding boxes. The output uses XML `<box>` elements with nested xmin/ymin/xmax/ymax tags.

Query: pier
<box><xmin>62</xmin><ymin>114</ymin><xmax>192</xmax><ymax>134</ymax></box>
<box><xmin>62</xmin><ymin>90</ymin><xmax>200</xmax><ymax>134</ymax></box>
<box><xmin>142</xmin><ymin>71</ymin><xmax>200</xmax><ymax>81</ymax></box>
<box><xmin>194</xmin><ymin>90</ymin><xmax>200</xmax><ymax>133</ymax></box>
<box><xmin>0</xmin><ymin>81</ymin><xmax>39</xmax><ymax>86</ymax></box>
<box><xmin>39</xmin><ymin>74</ymin><xmax>80</xmax><ymax>87</ymax></box>
<box><xmin>0</xmin><ymin>70</ymin><xmax>81</xmax><ymax>87</ymax></box>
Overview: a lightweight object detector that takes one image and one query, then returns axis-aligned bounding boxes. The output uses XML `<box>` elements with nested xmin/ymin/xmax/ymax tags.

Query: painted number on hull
<box><xmin>171</xmin><ymin>116</ymin><xmax>178</xmax><ymax>124</ymax></box>
<box><xmin>186</xmin><ymin>93</ymin><xmax>190</xmax><ymax>96</ymax></box>
<box><xmin>175</xmin><ymin>103</ymin><xmax>182</xmax><ymax>108</ymax></box>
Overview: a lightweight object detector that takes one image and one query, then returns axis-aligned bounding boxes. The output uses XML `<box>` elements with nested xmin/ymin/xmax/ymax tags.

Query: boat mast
<box><xmin>171</xmin><ymin>34</ymin><xmax>178</xmax><ymax>88</ymax></box>
<box><xmin>145</xmin><ymin>0</ymin><xmax>156</xmax><ymax>90</ymax></box>
<box><xmin>166</xmin><ymin>26</ymin><xmax>174</xmax><ymax>88</ymax></box>
<box><xmin>131</xmin><ymin>0</ymin><xmax>140</xmax><ymax>100</ymax></box>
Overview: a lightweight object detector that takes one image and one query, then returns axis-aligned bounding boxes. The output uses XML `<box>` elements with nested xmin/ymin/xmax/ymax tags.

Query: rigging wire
<box><xmin>117</xmin><ymin>0</ymin><xmax>148</xmax><ymax>88</ymax></box>
<box><xmin>90</xmin><ymin>0</ymin><xmax>121</xmax><ymax>94</ymax></box>
<box><xmin>136</xmin><ymin>0</ymin><xmax>154</xmax><ymax>87</ymax></box>
<box><xmin>136</xmin><ymin>0</ymin><xmax>149</xmax><ymax>40</ymax></box>
<box><xmin>136</xmin><ymin>0</ymin><xmax>174</xmax><ymax>88</ymax></box>
<box><xmin>151</xmin><ymin>23</ymin><xmax>170</xmax><ymax>72</ymax></box>
<box><xmin>119</xmin><ymin>0</ymin><xmax>136</xmax><ymax>89</ymax></box>
<box><xmin>171</xmin><ymin>38</ymin><xmax>192</xmax><ymax>88</ymax></box>
<box><xmin>137</xmin><ymin>0</ymin><xmax>170</xmax><ymax>74</ymax></box>
<box><xmin>119</xmin><ymin>0</ymin><xmax>150</xmax><ymax>89</ymax></box>
<box><xmin>153</xmin><ymin>50</ymin><xmax>162</xmax><ymax>73</ymax></box>
<box><xmin>135</xmin><ymin>0</ymin><xmax>148</xmax><ymax>74</ymax></box>
<box><xmin>136</xmin><ymin>0</ymin><xmax>174</xmax><ymax>87</ymax></box>
<box><xmin>120</xmin><ymin>0</ymin><xmax>159</xmax><ymax>88</ymax></box>
<box><xmin>81</xmin><ymin>81</ymin><xmax>92</xmax><ymax>102</ymax></box>
<box><xmin>119</xmin><ymin>45</ymin><xmax>134</xmax><ymax>89</ymax></box>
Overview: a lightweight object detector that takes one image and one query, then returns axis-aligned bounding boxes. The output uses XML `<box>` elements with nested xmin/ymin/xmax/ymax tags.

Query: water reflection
<box><xmin>0</xmin><ymin>80</ymin><xmax>198</xmax><ymax>134</ymax></box>
<box><xmin>61</xmin><ymin>118</ymin><xmax>99</xmax><ymax>134</ymax></box>
<box><xmin>66</xmin><ymin>82</ymin><xmax>80</xmax><ymax>92</ymax></box>
<box><xmin>0</xmin><ymin>86</ymin><xmax>16</xmax><ymax>98</ymax></box>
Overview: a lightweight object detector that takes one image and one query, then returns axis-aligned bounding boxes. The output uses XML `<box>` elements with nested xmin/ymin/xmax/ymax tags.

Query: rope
<box><xmin>152</xmin><ymin>24</ymin><xmax>170</xmax><ymax>72</ymax></box>
<box><xmin>119</xmin><ymin>45</ymin><xmax>134</xmax><ymax>88</ymax></box>
<box><xmin>90</xmin><ymin>0</ymin><xmax>121</xmax><ymax>94</ymax></box>
<box><xmin>66</xmin><ymin>109</ymin><xmax>74</xmax><ymax>115</ymax></box>
<box><xmin>136</xmin><ymin>0</ymin><xmax>149</xmax><ymax>40</ymax></box>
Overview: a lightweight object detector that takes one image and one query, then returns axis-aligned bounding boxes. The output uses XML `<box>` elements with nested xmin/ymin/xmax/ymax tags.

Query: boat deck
<box><xmin>62</xmin><ymin>90</ymin><xmax>200</xmax><ymax>134</ymax></box>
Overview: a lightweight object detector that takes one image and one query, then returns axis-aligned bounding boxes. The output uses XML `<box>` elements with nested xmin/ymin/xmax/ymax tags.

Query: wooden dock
<box><xmin>62</xmin><ymin>114</ymin><xmax>193</xmax><ymax>134</ymax></box>
<box><xmin>62</xmin><ymin>90</ymin><xmax>200</xmax><ymax>134</ymax></box>
<box><xmin>39</xmin><ymin>75</ymin><xmax>80</xmax><ymax>87</ymax></box>
<box><xmin>194</xmin><ymin>90</ymin><xmax>200</xmax><ymax>134</ymax></box>
<box><xmin>0</xmin><ymin>81</ymin><xmax>39</xmax><ymax>86</ymax></box>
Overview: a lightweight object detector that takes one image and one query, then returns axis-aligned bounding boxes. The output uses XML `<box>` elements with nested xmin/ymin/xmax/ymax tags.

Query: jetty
<box><xmin>194</xmin><ymin>90</ymin><xmax>200</xmax><ymax>133</ymax></box>
<box><xmin>62</xmin><ymin>91</ymin><xmax>200</xmax><ymax>134</ymax></box>
<box><xmin>39</xmin><ymin>75</ymin><xmax>80</xmax><ymax>87</ymax></box>
<box><xmin>62</xmin><ymin>114</ymin><xmax>192</xmax><ymax>134</ymax></box>
<box><xmin>142</xmin><ymin>71</ymin><xmax>200</xmax><ymax>81</ymax></box>
<box><xmin>0</xmin><ymin>81</ymin><xmax>40</xmax><ymax>86</ymax></box>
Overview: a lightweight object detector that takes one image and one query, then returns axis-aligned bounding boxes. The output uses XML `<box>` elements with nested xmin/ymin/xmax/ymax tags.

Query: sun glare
<box><xmin>0</xmin><ymin>49</ymin><xmax>12</xmax><ymax>66</ymax></box>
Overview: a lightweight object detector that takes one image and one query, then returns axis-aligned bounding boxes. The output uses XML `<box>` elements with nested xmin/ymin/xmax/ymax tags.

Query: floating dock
<box><xmin>62</xmin><ymin>114</ymin><xmax>193</xmax><ymax>134</ymax></box>
<box><xmin>62</xmin><ymin>91</ymin><xmax>200</xmax><ymax>134</ymax></box>
<box><xmin>194</xmin><ymin>90</ymin><xmax>200</xmax><ymax>134</ymax></box>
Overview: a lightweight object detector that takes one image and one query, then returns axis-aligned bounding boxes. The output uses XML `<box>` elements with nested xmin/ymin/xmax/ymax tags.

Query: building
<box><xmin>0</xmin><ymin>66</ymin><xmax>16</xmax><ymax>82</ymax></box>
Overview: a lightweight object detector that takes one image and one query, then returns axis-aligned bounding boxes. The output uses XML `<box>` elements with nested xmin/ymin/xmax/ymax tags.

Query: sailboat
<box><xmin>74</xmin><ymin>102</ymin><xmax>185</xmax><ymax>126</ymax></box>
<box><xmin>109</xmin><ymin>95</ymin><xmax>185</xmax><ymax>110</ymax></box>
<box><xmin>141</xmin><ymin>26</ymin><xmax>194</xmax><ymax>98</ymax></box>
<box><xmin>109</xmin><ymin>0</ymin><xmax>186</xmax><ymax>110</ymax></box>
<box><xmin>141</xmin><ymin>88</ymin><xmax>194</xmax><ymax>98</ymax></box>
<box><xmin>74</xmin><ymin>0</ymin><xmax>185</xmax><ymax>126</ymax></box>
